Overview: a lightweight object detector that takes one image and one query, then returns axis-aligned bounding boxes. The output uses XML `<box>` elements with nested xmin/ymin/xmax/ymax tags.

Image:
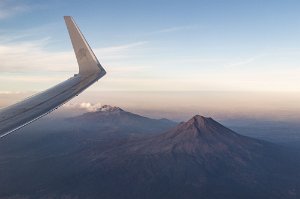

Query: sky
<box><xmin>1</xmin><ymin>0</ymin><xmax>300</xmax><ymax>92</ymax></box>
<box><xmin>2</xmin><ymin>0</ymin><xmax>300</xmax><ymax>121</ymax></box>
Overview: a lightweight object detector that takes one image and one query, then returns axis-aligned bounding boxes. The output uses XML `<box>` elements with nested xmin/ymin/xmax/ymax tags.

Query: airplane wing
<box><xmin>0</xmin><ymin>16</ymin><xmax>106</xmax><ymax>138</ymax></box>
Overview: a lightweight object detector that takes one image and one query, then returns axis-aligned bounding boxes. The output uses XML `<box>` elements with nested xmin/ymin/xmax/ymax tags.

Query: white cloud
<box><xmin>64</xmin><ymin>102</ymin><xmax>102</xmax><ymax>112</ymax></box>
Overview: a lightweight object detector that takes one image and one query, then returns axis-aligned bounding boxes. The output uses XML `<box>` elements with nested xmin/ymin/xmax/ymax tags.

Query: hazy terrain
<box><xmin>0</xmin><ymin>105</ymin><xmax>300</xmax><ymax>198</ymax></box>
<box><xmin>226</xmin><ymin>120</ymin><xmax>300</xmax><ymax>149</ymax></box>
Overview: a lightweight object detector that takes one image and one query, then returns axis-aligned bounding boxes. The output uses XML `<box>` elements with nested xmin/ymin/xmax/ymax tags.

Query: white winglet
<box><xmin>64</xmin><ymin>16</ymin><xmax>106</xmax><ymax>76</ymax></box>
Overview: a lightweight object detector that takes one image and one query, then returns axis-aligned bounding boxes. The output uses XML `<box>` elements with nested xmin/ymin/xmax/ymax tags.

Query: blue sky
<box><xmin>1</xmin><ymin>0</ymin><xmax>300</xmax><ymax>92</ymax></box>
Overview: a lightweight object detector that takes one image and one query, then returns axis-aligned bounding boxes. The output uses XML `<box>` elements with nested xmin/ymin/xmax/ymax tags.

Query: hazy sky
<box><xmin>2</xmin><ymin>0</ymin><xmax>300</xmax><ymax>122</ymax></box>
<box><xmin>1</xmin><ymin>0</ymin><xmax>300</xmax><ymax>93</ymax></box>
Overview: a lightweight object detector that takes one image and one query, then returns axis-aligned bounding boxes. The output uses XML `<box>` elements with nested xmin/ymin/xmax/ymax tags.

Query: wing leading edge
<box><xmin>0</xmin><ymin>16</ymin><xmax>106</xmax><ymax>138</ymax></box>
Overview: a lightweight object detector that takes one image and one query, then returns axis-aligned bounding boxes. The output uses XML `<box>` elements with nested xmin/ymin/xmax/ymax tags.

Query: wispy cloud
<box><xmin>0</xmin><ymin>74</ymin><xmax>67</xmax><ymax>83</ymax></box>
<box><xmin>0</xmin><ymin>0</ymin><xmax>30</xmax><ymax>20</ymax></box>
<box><xmin>0</xmin><ymin>39</ymin><xmax>75</xmax><ymax>73</ymax></box>
<box><xmin>0</xmin><ymin>22</ymin><xmax>149</xmax><ymax>92</ymax></box>
<box><xmin>225</xmin><ymin>55</ymin><xmax>265</xmax><ymax>68</ymax></box>
<box><xmin>0</xmin><ymin>22</ymin><xmax>59</xmax><ymax>43</ymax></box>
<box><xmin>0</xmin><ymin>91</ymin><xmax>23</xmax><ymax>94</ymax></box>
<box><xmin>0</xmin><ymin>35</ymin><xmax>147</xmax><ymax>73</ymax></box>
<box><xmin>95</xmin><ymin>41</ymin><xmax>147</xmax><ymax>59</ymax></box>
<box><xmin>147</xmin><ymin>25</ymin><xmax>198</xmax><ymax>35</ymax></box>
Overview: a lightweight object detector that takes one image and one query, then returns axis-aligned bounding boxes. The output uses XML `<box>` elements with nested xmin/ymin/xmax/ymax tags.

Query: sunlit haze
<box><xmin>1</xmin><ymin>0</ymin><xmax>300</xmax><ymax>121</ymax></box>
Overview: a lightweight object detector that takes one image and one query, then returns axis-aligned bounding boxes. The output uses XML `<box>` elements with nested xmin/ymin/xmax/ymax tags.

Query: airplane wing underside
<box><xmin>0</xmin><ymin>16</ymin><xmax>106</xmax><ymax>138</ymax></box>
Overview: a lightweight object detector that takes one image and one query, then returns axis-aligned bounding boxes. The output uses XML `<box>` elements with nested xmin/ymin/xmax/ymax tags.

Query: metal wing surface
<box><xmin>0</xmin><ymin>16</ymin><xmax>106</xmax><ymax>137</ymax></box>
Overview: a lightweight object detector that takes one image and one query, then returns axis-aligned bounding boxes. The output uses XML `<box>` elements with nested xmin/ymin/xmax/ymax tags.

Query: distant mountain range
<box><xmin>0</xmin><ymin>105</ymin><xmax>299</xmax><ymax>199</ymax></box>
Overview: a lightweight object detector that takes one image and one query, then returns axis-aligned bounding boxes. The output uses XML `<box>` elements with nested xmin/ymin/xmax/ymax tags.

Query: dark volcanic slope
<box><xmin>127</xmin><ymin>115</ymin><xmax>264</xmax><ymax>154</ymax></box>
<box><xmin>0</xmin><ymin>115</ymin><xmax>299</xmax><ymax>199</ymax></box>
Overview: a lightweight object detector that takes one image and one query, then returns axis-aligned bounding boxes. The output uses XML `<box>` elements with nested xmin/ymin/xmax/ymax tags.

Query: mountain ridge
<box><xmin>67</xmin><ymin>105</ymin><xmax>177</xmax><ymax>137</ymax></box>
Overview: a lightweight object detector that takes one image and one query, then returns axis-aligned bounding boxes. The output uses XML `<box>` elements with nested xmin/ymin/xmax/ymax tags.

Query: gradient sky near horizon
<box><xmin>1</xmin><ymin>0</ymin><xmax>300</xmax><ymax>93</ymax></box>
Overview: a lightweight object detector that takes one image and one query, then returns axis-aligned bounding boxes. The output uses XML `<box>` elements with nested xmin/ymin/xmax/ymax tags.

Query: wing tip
<box><xmin>64</xmin><ymin>16</ymin><xmax>106</xmax><ymax>76</ymax></box>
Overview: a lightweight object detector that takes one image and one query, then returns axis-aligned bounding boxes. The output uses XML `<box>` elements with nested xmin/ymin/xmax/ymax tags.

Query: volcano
<box><xmin>75</xmin><ymin>115</ymin><xmax>300</xmax><ymax>199</ymax></box>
